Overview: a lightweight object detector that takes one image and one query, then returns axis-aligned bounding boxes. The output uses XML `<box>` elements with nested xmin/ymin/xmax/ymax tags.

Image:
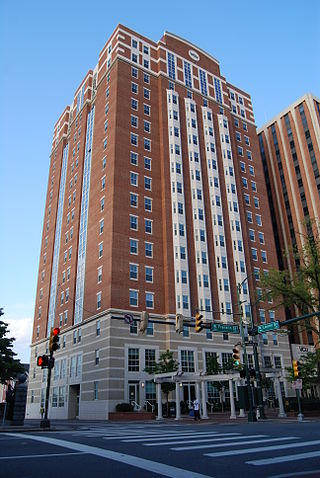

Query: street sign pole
<box><xmin>237</xmin><ymin>284</ymin><xmax>257</xmax><ymax>423</ymax></box>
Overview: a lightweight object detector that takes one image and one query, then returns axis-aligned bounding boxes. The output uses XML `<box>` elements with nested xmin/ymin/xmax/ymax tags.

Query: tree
<box><xmin>261</xmin><ymin>219</ymin><xmax>320</xmax><ymax>341</ymax></box>
<box><xmin>145</xmin><ymin>349</ymin><xmax>179</xmax><ymax>416</ymax></box>
<box><xmin>205</xmin><ymin>355</ymin><xmax>234</xmax><ymax>412</ymax></box>
<box><xmin>0</xmin><ymin>313</ymin><xmax>24</xmax><ymax>384</ymax></box>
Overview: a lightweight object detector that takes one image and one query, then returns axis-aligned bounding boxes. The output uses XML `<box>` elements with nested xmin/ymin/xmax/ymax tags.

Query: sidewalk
<box><xmin>1</xmin><ymin>410</ymin><xmax>319</xmax><ymax>432</ymax></box>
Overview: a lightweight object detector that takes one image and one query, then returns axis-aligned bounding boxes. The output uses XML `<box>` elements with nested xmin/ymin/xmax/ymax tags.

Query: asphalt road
<box><xmin>1</xmin><ymin>420</ymin><xmax>320</xmax><ymax>478</ymax></box>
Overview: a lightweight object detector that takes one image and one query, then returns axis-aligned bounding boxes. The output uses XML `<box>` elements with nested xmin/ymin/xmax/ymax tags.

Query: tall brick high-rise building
<box><xmin>258</xmin><ymin>93</ymin><xmax>320</xmax><ymax>350</ymax></box>
<box><xmin>27</xmin><ymin>25</ymin><xmax>292</xmax><ymax>420</ymax></box>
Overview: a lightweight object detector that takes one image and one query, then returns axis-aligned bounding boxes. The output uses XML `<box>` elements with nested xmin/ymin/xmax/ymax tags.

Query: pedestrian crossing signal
<box><xmin>37</xmin><ymin>355</ymin><xmax>49</xmax><ymax>368</ymax></box>
<box><xmin>293</xmin><ymin>360</ymin><xmax>301</xmax><ymax>378</ymax></box>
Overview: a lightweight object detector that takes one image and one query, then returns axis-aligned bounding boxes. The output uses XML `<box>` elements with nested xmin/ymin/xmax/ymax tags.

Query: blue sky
<box><xmin>0</xmin><ymin>0</ymin><xmax>319</xmax><ymax>362</ymax></box>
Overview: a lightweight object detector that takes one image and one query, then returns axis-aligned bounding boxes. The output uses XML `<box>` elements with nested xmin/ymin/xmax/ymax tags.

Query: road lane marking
<box><xmin>205</xmin><ymin>438</ymin><xmax>320</xmax><ymax>458</ymax></box>
<box><xmin>247</xmin><ymin>450</ymin><xmax>320</xmax><ymax>465</ymax></box>
<box><xmin>6</xmin><ymin>433</ymin><xmax>214</xmax><ymax>478</ymax></box>
<box><xmin>268</xmin><ymin>469</ymin><xmax>320</xmax><ymax>478</ymax></box>
<box><xmin>0</xmin><ymin>452</ymin><xmax>86</xmax><ymax>460</ymax></box>
<box><xmin>123</xmin><ymin>432</ymin><xmax>239</xmax><ymax>443</ymax></box>
<box><xmin>147</xmin><ymin>434</ymin><xmax>266</xmax><ymax>447</ymax></box>
<box><xmin>178</xmin><ymin>436</ymin><xmax>299</xmax><ymax>452</ymax></box>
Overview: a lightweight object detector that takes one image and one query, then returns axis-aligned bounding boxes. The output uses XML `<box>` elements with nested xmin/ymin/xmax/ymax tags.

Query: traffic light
<box><xmin>195</xmin><ymin>310</ymin><xmax>203</xmax><ymax>333</ymax></box>
<box><xmin>139</xmin><ymin>311</ymin><xmax>149</xmax><ymax>334</ymax></box>
<box><xmin>37</xmin><ymin>355</ymin><xmax>49</xmax><ymax>368</ymax></box>
<box><xmin>232</xmin><ymin>346</ymin><xmax>241</xmax><ymax>367</ymax></box>
<box><xmin>293</xmin><ymin>360</ymin><xmax>301</xmax><ymax>378</ymax></box>
<box><xmin>49</xmin><ymin>327</ymin><xmax>60</xmax><ymax>353</ymax></box>
<box><xmin>176</xmin><ymin>314</ymin><xmax>184</xmax><ymax>334</ymax></box>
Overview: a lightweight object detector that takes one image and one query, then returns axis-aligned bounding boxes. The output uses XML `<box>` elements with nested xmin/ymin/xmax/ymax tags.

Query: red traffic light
<box><xmin>49</xmin><ymin>327</ymin><xmax>60</xmax><ymax>353</ymax></box>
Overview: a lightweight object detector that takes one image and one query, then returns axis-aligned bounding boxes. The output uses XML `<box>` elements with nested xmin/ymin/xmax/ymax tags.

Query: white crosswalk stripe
<box><xmin>247</xmin><ymin>450</ymin><xmax>320</xmax><ymax>466</ymax></box>
<box><xmin>145</xmin><ymin>433</ymin><xmax>262</xmax><ymax>447</ymax></box>
<box><xmin>175</xmin><ymin>436</ymin><xmax>299</xmax><ymax>452</ymax></box>
<box><xmin>204</xmin><ymin>439</ymin><xmax>320</xmax><ymax>458</ymax></box>
<box><xmin>122</xmin><ymin>432</ymin><xmax>240</xmax><ymax>443</ymax></box>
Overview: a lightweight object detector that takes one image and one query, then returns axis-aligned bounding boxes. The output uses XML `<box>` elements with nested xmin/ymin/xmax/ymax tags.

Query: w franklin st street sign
<box><xmin>211</xmin><ymin>323</ymin><xmax>240</xmax><ymax>334</ymax></box>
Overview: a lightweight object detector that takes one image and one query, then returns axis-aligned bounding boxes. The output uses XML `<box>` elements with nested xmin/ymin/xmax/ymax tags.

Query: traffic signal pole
<box><xmin>40</xmin><ymin>351</ymin><xmax>53</xmax><ymax>429</ymax></box>
<box><xmin>237</xmin><ymin>283</ymin><xmax>257</xmax><ymax>422</ymax></box>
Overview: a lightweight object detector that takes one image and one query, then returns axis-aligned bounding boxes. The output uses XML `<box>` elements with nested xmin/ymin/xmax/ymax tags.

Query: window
<box><xmin>254</xmin><ymin>197</ymin><xmax>259</xmax><ymax>208</ymax></box>
<box><xmin>97</xmin><ymin>292</ymin><xmax>101</xmax><ymax>309</ymax></box>
<box><xmin>242</xmin><ymin>177</ymin><xmax>248</xmax><ymax>188</ymax></box>
<box><xmin>145</xmin><ymin>266</ymin><xmax>153</xmax><ymax>282</ymax></box>
<box><xmin>144</xmin><ymin>197</ymin><xmax>152</xmax><ymax>212</ymax></box>
<box><xmin>144</xmin><ymin>104</ymin><xmax>150</xmax><ymax>116</ymax></box>
<box><xmin>144</xmin><ymin>120</ymin><xmax>150</xmax><ymax>133</ymax></box>
<box><xmin>130</xmin><ymin>263</ymin><xmax>138</xmax><ymax>280</ymax></box>
<box><xmin>143</xmin><ymin>88</ymin><xmax>150</xmax><ymax>99</ymax></box>
<box><xmin>247</xmin><ymin>211</ymin><xmax>253</xmax><ymax>223</ymax></box>
<box><xmin>145</xmin><ymin>242</ymin><xmax>153</xmax><ymax>257</ymax></box>
<box><xmin>143</xmin><ymin>73</ymin><xmax>150</xmax><ymax>84</ymax></box>
<box><xmin>128</xmin><ymin>348</ymin><xmax>139</xmax><ymax>371</ymax></box>
<box><xmin>247</xmin><ymin>150</ymin><xmax>252</xmax><ymax>160</ymax></box>
<box><xmin>249</xmin><ymin>165</ymin><xmax>255</xmax><ymax>176</ymax></box>
<box><xmin>95</xmin><ymin>349</ymin><xmax>100</xmax><ymax>365</ymax></box>
<box><xmin>249</xmin><ymin>229</ymin><xmax>255</xmax><ymax>241</ymax></box>
<box><xmin>251</xmin><ymin>248</ymin><xmax>258</xmax><ymax>261</ymax></box>
<box><xmin>99</xmin><ymin>219</ymin><xmax>104</xmax><ymax>234</ymax></box>
<box><xmin>261</xmin><ymin>250</ymin><xmax>267</xmax><ymax>263</ymax></box>
<box><xmin>131</xmin><ymin>82</ymin><xmax>138</xmax><ymax>94</ymax></box>
<box><xmin>130</xmin><ymin>133</ymin><xmax>138</xmax><ymax>146</ymax></box>
<box><xmin>131</xmin><ymin>98</ymin><xmax>138</xmax><ymax>110</ymax></box>
<box><xmin>131</xmin><ymin>115</ymin><xmax>138</xmax><ymax>128</ymax></box>
<box><xmin>130</xmin><ymin>152</ymin><xmax>138</xmax><ymax>165</ymax></box>
<box><xmin>146</xmin><ymin>292</ymin><xmax>154</xmax><ymax>309</ymax></box>
<box><xmin>145</xmin><ymin>219</ymin><xmax>152</xmax><ymax>234</ymax></box>
<box><xmin>130</xmin><ymin>192</ymin><xmax>138</xmax><ymax>208</ymax></box>
<box><xmin>130</xmin><ymin>172</ymin><xmax>138</xmax><ymax>186</ymax></box>
<box><xmin>240</xmin><ymin>161</ymin><xmax>246</xmax><ymax>172</ymax></box>
<box><xmin>144</xmin><ymin>176</ymin><xmax>152</xmax><ymax>190</ymax></box>
<box><xmin>251</xmin><ymin>181</ymin><xmax>257</xmax><ymax>192</ymax></box>
<box><xmin>129</xmin><ymin>290</ymin><xmax>138</xmax><ymax>307</ymax></box>
<box><xmin>144</xmin><ymin>157</ymin><xmax>151</xmax><ymax>170</ymax></box>
<box><xmin>96</xmin><ymin>320</ymin><xmax>101</xmax><ymax>336</ymax></box>
<box><xmin>132</xmin><ymin>67</ymin><xmax>138</xmax><ymax>78</ymax></box>
<box><xmin>145</xmin><ymin>349</ymin><xmax>156</xmax><ymax>370</ymax></box>
<box><xmin>181</xmin><ymin>350</ymin><xmax>195</xmax><ymax>372</ymax></box>
<box><xmin>258</xmin><ymin>231</ymin><xmax>265</xmax><ymax>244</ymax></box>
<box><xmin>130</xmin><ymin>238</ymin><xmax>138</xmax><ymax>255</ymax></box>
<box><xmin>144</xmin><ymin>138</ymin><xmax>151</xmax><ymax>151</ymax></box>
<box><xmin>254</xmin><ymin>267</ymin><xmax>260</xmax><ymax>281</ymax></box>
<box><xmin>244</xmin><ymin>193</ymin><xmax>250</xmax><ymax>205</ymax></box>
<box><xmin>256</xmin><ymin>214</ymin><xmax>262</xmax><ymax>226</ymax></box>
<box><xmin>130</xmin><ymin>215</ymin><xmax>138</xmax><ymax>230</ymax></box>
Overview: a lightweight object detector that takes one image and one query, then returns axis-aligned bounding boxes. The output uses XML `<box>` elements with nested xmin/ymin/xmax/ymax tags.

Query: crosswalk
<box><xmin>61</xmin><ymin>425</ymin><xmax>320</xmax><ymax>469</ymax></box>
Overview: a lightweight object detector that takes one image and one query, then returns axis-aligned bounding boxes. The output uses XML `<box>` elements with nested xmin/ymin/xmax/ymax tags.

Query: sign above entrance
<box><xmin>211</xmin><ymin>323</ymin><xmax>240</xmax><ymax>334</ymax></box>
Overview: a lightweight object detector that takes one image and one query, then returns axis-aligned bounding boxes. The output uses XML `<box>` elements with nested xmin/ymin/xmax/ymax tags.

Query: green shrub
<box><xmin>115</xmin><ymin>402</ymin><xmax>134</xmax><ymax>412</ymax></box>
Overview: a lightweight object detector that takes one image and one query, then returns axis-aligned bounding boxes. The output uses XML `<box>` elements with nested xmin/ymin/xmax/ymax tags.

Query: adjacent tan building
<box><xmin>258</xmin><ymin>93</ymin><xmax>320</xmax><ymax>346</ymax></box>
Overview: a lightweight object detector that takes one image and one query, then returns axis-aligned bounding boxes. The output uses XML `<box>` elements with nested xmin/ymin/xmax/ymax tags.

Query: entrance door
<box><xmin>183</xmin><ymin>383</ymin><xmax>196</xmax><ymax>407</ymax></box>
<box><xmin>68</xmin><ymin>384</ymin><xmax>80</xmax><ymax>419</ymax></box>
<box><xmin>128</xmin><ymin>382</ymin><xmax>140</xmax><ymax>409</ymax></box>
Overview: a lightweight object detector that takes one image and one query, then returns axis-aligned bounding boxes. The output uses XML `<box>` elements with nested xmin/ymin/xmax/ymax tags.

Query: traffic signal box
<box><xmin>49</xmin><ymin>327</ymin><xmax>60</xmax><ymax>353</ymax></box>
<box><xmin>175</xmin><ymin>314</ymin><xmax>184</xmax><ymax>334</ymax></box>
<box><xmin>293</xmin><ymin>360</ymin><xmax>302</xmax><ymax>378</ymax></box>
<box><xmin>139</xmin><ymin>311</ymin><xmax>149</xmax><ymax>334</ymax></box>
<box><xmin>232</xmin><ymin>347</ymin><xmax>241</xmax><ymax>367</ymax></box>
<box><xmin>195</xmin><ymin>311</ymin><xmax>203</xmax><ymax>333</ymax></box>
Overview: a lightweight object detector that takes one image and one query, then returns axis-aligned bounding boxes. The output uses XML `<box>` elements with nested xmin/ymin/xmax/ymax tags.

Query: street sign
<box><xmin>257</xmin><ymin>320</ymin><xmax>280</xmax><ymax>333</ymax></box>
<box><xmin>124</xmin><ymin>313</ymin><xmax>134</xmax><ymax>325</ymax></box>
<box><xmin>211</xmin><ymin>323</ymin><xmax>240</xmax><ymax>334</ymax></box>
<box><xmin>292</xmin><ymin>379</ymin><xmax>303</xmax><ymax>390</ymax></box>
